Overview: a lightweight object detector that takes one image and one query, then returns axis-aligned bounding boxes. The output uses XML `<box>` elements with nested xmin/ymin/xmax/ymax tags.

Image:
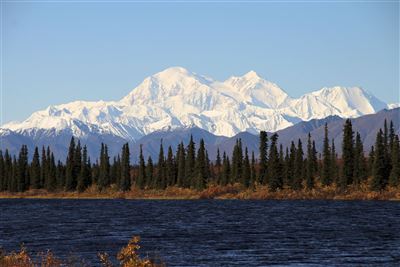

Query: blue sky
<box><xmin>2</xmin><ymin>1</ymin><xmax>399</xmax><ymax>124</ymax></box>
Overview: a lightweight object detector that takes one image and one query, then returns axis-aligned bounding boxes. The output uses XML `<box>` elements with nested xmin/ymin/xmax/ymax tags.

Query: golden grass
<box><xmin>0</xmin><ymin>236</ymin><xmax>164</xmax><ymax>267</ymax></box>
<box><xmin>0</xmin><ymin>180</ymin><xmax>399</xmax><ymax>200</ymax></box>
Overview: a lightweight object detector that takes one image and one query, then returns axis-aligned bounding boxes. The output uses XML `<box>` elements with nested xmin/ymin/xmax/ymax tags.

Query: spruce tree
<box><xmin>305</xmin><ymin>133</ymin><xmax>315</xmax><ymax>190</ymax></box>
<box><xmin>74</xmin><ymin>141</ymin><xmax>82</xmax><ymax>188</ymax></box>
<box><xmin>353</xmin><ymin>132</ymin><xmax>366</xmax><ymax>184</ymax></box>
<box><xmin>231</xmin><ymin>139</ymin><xmax>243</xmax><ymax>183</ymax></box>
<box><xmin>156</xmin><ymin>140</ymin><xmax>166</xmax><ymax>189</ymax></box>
<box><xmin>292</xmin><ymin>139</ymin><xmax>304</xmax><ymax>190</ymax></box>
<box><xmin>3</xmin><ymin>150</ymin><xmax>12</xmax><ymax>191</ymax></box>
<box><xmin>146</xmin><ymin>156</ymin><xmax>154</xmax><ymax>188</ymax></box>
<box><xmin>98</xmin><ymin>143</ymin><xmax>111</xmax><ymax>191</ymax></box>
<box><xmin>250</xmin><ymin>151</ymin><xmax>256</xmax><ymax>188</ymax></box>
<box><xmin>65</xmin><ymin>137</ymin><xmax>76</xmax><ymax>191</ymax></box>
<box><xmin>176</xmin><ymin>143</ymin><xmax>186</xmax><ymax>187</ymax></box>
<box><xmin>371</xmin><ymin>129</ymin><xmax>386</xmax><ymax>191</ymax></box>
<box><xmin>46</xmin><ymin>153</ymin><xmax>57</xmax><ymax>191</ymax></box>
<box><xmin>221</xmin><ymin>152</ymin><xmax>230</xmax><ymax>186</ymax></box>
<box><xmin>0</xmin><ymin>151</ymin><xmax>5</xmax><ymax>191</ymax></box>
<box><xmin>215</xmin><ymin>148</ymin><xmax>222</xmax><ymax>185</ymax></box>
<box><xmin>321</xmin><ymin>124</ymin><xmax>331</xmax><ymax>186</ymax></box>
<box><xmin>77</xmin><ymin>145</ymin><xmax>91</xmax><ymax>192</ymax></box>
<box><xmin>56</xmin><ymin>160</ymin><xmax>65</xmax><ymax>188</ymax></box>
<box><xmin>136</xmin><ymin>145</ymin><xmax>146</xmax><ymax>189</ymax></box>
<box><xmin>120</xmin><ymin>143</ymin><xmax>131</xmax><ymax>191</ymax></box>
<box><xmin>10</xmin><ymin>156</ymin><xmax>18</xmax><ymax>192</ymax></box>
<box><xmin>341</xmin><ymin>119</ymin><xmax>354</xmax><ymax>189</ymax></box>
<box><xmin>259</xmin><ymin>131</ymin><xmax>268</xmax><ymax>184</ymax></box>
<box><xmin>389</xmin><ymin>135</ymin><xmax>400</xmax><ymax>187</ymax></box>
<box><xmin>110</xmin><ymin>157</ymin><xmax>119</xmax><ymax>185</ymax></box>
<box><xmin>166</xmin><ymin>146</ymin><xmax>176</xmax><ymax>187</ymax></box>
<box><xmin>195</xmin><ymin>139</ymin><xmax>207</xmax><ymax>190</ymax></box>
<box><xmin>268</xmin><ymin>133</ymin><xmax>283</xmax><ymax>191</ymax></box>
<box><xmin>242</xmin><ymin>147</ymin><xmax>251</xmax><ymax>187</ymax></box>
<box><xmin>287</xmin><ymin>141</ymin><xmax>296</xmax><ymax>188</ymax></box>
<box><xmin>185</xmin><ymin>135</ymin><xmax>196</xmax><ymax>187</ymax></box>
<box><xmin>40</xmin><ymin>146</ymin><xmax>47</xmax><ymax>188</ymax></box>
<box><xmin>17</xmin><ymin>145</ymin><xmax>29</xmax><ymax>192</ymax></box>
<box><xmin>30</xmin><ymin>147</ymin><xmax>41</xmax><ymax>189</ymax></box>
<box><xmin>383</xmin><ymin>119</ymin><xmax>391</xmax><ymax>181</ymax></box>
<box><xmin>368</xmin><ymin>145</ymin><xmax>375</xmax><ymax>177</ymax></box>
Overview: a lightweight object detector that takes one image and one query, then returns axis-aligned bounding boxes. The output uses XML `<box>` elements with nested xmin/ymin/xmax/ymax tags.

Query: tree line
<box><xmin>0</xmin><ymin>119</ymin><xmax>399</xmax><ymax>193</ymax></box>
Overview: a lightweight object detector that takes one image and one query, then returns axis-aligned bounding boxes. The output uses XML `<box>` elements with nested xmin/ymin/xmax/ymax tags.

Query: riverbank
<box><xmin>0</xmin><ymin>183</ymin><xmax>399</xmax><ymax>200</ymax></box>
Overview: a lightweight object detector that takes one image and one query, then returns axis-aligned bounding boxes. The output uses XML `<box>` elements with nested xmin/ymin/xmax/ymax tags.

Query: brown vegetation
<box><xmin>0</xmin><ymin>181</ymin><xmax>399</xmax><ymax>200</ymax></box>
<box><xmin>0</xmin><ymin>236</ymin><xmax>163</xmax><ymax>267</ymax></box>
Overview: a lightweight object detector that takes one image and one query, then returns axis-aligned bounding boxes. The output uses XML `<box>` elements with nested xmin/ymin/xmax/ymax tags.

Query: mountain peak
<box><xmin>157</xmin><ymin>66</ymin><xmax>190</xmax><ymax>75</ymax></box>
<box><xmin>2</xmin><ymin>67</ymin><xmax>388</xmax><ymax>141</ymax></box>
<box><xmin>243</xmin><ymin>70</ymin><xmax>261</xmax><ymax>79</ymax></box>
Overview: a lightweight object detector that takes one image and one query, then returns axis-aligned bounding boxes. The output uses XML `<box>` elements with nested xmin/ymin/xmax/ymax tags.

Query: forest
<box><xmin>0</xmin><ymin>119</ymin><xmax>399</xmax><ymax>196</ymax></box>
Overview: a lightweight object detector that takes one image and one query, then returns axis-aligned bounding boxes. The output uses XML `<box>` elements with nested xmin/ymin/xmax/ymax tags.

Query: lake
<box><xmin>0</xmin><ymin>199</ymin><xmax>399</xmax><ymax>266</ymax></box>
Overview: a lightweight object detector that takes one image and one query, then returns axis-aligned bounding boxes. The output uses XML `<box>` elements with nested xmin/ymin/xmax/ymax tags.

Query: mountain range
<box><xmin>0</xmin><ymin>67</ymin><xmax>398</xmax><ymax>161</ymax></box>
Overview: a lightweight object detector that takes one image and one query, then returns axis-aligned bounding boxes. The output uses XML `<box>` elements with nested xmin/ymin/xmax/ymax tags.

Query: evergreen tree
<box><xmin>321</xmin><ymin>123</ymin><xmax>331</xmax><ymax>186</ymax></box>
<box><xmin>185</xmin><ymin>135</ymin><xmax>196</xmax><ymax>187</ymax></box>
<box><xmin>166</xmin><ymin>146</ymin><xmax>176</xmax><ymax>187</ymax></box>
<box><xmin>0</xmin><ymin>151</ymin><xmax>5</xmax><ymax>191</ymax></box>
<box><xmin>389</xmin><ymin>135</ymin><xmax>400</xmax><ymax>187</ymax></box>
<box><xmin>65</xmin><ymin>137</ymin><xmax>76</xmax><ymax>191</ymax></box>
<box><xmin>305</xmin><ymin>133</ymin><xmax>315</xmax><ymax>189</ymax></box>
<box><xmin>10</xmin><ymin>156</ymin><xmax>18</xmax><ymax>192</ymax></box>
<box><xmin>259</xmin><ymin>131</ymin><xmax>268</xmax><ymax>184</ymax></box>
<box><xmin>176</xmin><ymin>143</ymin><xmax>186</xmax><ymax>187</ymax></box>
<box><xmin>286</xmin><ymin>141</ymin><xmax>296</xmax><ymax>188</ymax></box>
<box><xmin>231</xmin><ymin>139</ymin><xmax>243</xmax><ymax>183</ymax></box>
<box><xmin>353</xmin><ymin>132</ymin><xmax>366</xmax><ymax>184</ymax></box>
<box><xmin>120</xmin><ymin>143</ymin><xmax>131</xmax><ymax>191</ymax></box>
<box><xmin>46</xmin><ymin>152</ymin><xmax>57</xmax><ymax>191</ymax></box>
<box><xmin>371</xmin><ymin>129</ymin><xmax>386</xmax><ymax>191</ymax></box>
<box><xmin>383</xmin><ymin>119</ymin><xmax>391</xmax><ymax>181</ymax></box>
<box><xmin>250</xmin><ymin>151</ymin><xmax>256</xmax><ymax>188</ymax></box>
<box><xmin>77</xmin><ymin>145</ymin><xmax>91</xmax><ymax>192</ymax></box>
<box><xmin>74</xmin><ymin>141</ymin><xmax>82</xmax><ymax>188</ymax></box>
<box><xmin>215</xmin><ymin>148</ymin><xmax>222</xmax><ymax>184</ymax></box>
<box><xmin>292</xmin><ymin>139</ymin><xmax>304</xmax><ymax>190</ymax></box>
<box><xmin>146</xmin><ymin>156</ymin><xmax>154</xmax><ymax>188</ymax></box>
<box><xmin>40</xmin><ymin>146</ymin><xmax>47</xmax><ymax>188</ymax></box>
<box><xmin>56</xmin><ymin>160</ymin><xmax>65</xmax><ymax>189</ymax></box>
<box><xmin>341</xmin><ymin>119</ymin><xmax>354</xmax><ymax>189</ymax></box>
<box><xmin>110</xmin><ymin>156</ymin><xmax>119</xmax><ymax>185</ymax></box>
<box><xmin>98</xmin><ymin>143</ymin><xmax>111</xmax><ymax>191</ymax></box>
<box><xmin>221</xmin><ymin>152</ymin><xmax>230</xmax><ymax>186</ymax></box>
<box><xmin>195</xmin><ymin>139</ymin><xmax>207</xmax><ymax>190</ymax></box>
<box><xmin>30</xmin><ymin>147</ymin><xmax>41</xmax><ymax>189</ymax></box>
<box><xmin>136</xmin><ymin>145</ymin><xmax>146</xmax><ymax>189</ymax></box>
<box><xmin>156</xmin><ymin>140</ymin><xmax>166</xmax><ymax>189</ymax></box>
<box><xmin>3</xmin><ymin>150</ymin><xmax>12</xmax><ymax>191</ymax></box>
<box><xmin>268</xmin><ymin>133</ymin><xmax>283</xmax><ymax>191</ymax></box>
<box><xmin>242</xmin><ymin>147</ymin><xmax>251</xmax><ymax>187</ymax></box>
<box><xmin>368</xmin><ymin>145</ymin><xmax>375</xmax><ymax>177</ymax></box>
<box><xmin>17</xmin><ymin>145</ymin><xmax>29</xmax><ymax>192</ymax></box>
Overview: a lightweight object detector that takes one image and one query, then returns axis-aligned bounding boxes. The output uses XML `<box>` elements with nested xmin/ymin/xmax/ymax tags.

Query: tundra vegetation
<box><xmin>0</xmin><ymin>236</ymin><xmax>164</xmax><ymax>267</ymax></box>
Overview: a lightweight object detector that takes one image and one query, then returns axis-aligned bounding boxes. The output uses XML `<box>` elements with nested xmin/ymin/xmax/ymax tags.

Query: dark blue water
<box><xmin>0</xmin><ymin>200</ymin><xmax>399</xmax><ymax>266</ymax></box>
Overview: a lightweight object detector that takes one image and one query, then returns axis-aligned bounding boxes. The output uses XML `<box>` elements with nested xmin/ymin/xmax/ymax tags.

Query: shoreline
<box><xmin>1</xmin><ymin>184</ymin><xmax>399</xmax><ymax>201</ymax></box>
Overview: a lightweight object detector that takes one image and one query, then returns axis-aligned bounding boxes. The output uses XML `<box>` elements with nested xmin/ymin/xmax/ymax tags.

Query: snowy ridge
<box><xmin>1</xmin><ymin>67</ymin><xmax>389</xmax><ymax>140</ymax></box>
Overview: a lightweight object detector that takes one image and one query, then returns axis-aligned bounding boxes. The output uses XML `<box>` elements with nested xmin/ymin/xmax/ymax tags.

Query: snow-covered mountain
<box><xmin>1</xmin><ymin>67</ymin><xmax>390</xmax><ymax>140</ymax></box>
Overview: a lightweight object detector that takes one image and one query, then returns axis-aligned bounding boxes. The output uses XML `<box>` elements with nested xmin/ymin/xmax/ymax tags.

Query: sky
<box><xmin>1</xmin><ymin>1</ymin><xmax>399</xmax><ymax>124</ymax></box>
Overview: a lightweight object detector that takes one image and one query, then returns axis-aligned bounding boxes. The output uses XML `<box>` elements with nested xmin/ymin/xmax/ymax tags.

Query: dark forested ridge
<box><xmin>1</xmin><ymin>108</ymin><xmax>398</xmax><ymax>163</ymax></box>
<box><xmin>0</xmin><ymin>119</ymin><xmax>399</xmax><ymax>194</ymax></box>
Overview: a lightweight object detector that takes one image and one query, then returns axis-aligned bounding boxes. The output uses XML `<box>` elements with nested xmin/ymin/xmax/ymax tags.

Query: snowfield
<box><xmin>1</xmin><ymin>67</ymin><xmax>389</xmax><ymax>140</ymax></box>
